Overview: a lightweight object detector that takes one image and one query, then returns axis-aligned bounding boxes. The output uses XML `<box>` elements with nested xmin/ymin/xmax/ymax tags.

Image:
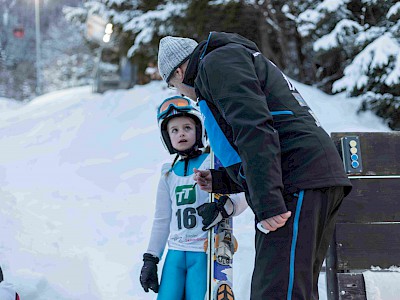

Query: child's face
<box><xmin>167</xmin><ymin>116</ymin><xmax>197</xmax><ymax>152</ymax></box>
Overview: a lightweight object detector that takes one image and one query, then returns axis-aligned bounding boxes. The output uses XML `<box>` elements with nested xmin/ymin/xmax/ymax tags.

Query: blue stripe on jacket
<box><xmin>271</xmin><ymin>110</ymin><xmax>294</xmax><ymax>116</ymax></box>
<box><xmin>198</xmin><ymin>101</ymin><xmax>242</xmax><ymax>167</ymax></box>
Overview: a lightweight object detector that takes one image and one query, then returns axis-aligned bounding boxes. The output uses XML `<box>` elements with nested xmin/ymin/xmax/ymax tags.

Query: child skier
<box><xmin>139</xmin><ymin>96</ymin><xmax>247</xmax><ymax>300</ymax></box>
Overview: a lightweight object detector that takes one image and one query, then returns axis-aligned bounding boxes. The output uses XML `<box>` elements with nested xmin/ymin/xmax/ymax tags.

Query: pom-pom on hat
<box><xmin>157</xmin><ymin>36</ymin><xmax>198</xmax><ymax>83</ymax></box>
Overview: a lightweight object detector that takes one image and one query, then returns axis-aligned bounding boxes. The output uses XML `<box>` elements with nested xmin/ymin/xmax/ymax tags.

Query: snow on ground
<box><xmin>0</xmin><ymin>80</ymin><xmax>391</xmax><ymax>299</ymax></box>
<box><xmin>0</xmin><ymin>97</ymin><xmax>24</xmax><ymax>110</ymax></box>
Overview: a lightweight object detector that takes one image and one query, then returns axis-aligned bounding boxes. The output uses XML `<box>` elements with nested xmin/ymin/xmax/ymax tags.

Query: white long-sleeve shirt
<box><xmin>146</xmin><ymin>153</ymin><xmax>247</xmax><ymax>259</ymax></box>
<box><xmin>0</xmin><ymin>281</ymin><xmax>18</xmax><ymax>300</ymax></box>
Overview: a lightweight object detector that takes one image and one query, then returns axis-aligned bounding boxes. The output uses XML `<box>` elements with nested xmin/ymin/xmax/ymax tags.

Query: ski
<box><xmin>205</xmin><ymin>151</ymin><xmax>236</xmax><ymax>300</ymax></box>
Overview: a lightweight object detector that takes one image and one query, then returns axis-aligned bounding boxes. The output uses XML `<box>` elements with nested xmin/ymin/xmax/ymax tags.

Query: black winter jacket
<box><xmin>183</xmin><ymin>32</ymin><xmax>352</xmax><ymax>221</ymax></box>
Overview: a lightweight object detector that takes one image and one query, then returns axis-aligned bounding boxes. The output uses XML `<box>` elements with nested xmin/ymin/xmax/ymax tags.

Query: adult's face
<box><xmin>168</xmin><ymin>64</ymin><xmax>197</xmax><ymax>101</ymax></box>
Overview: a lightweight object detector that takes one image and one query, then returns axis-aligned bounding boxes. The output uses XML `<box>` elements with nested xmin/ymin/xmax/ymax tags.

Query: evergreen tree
<box><xmin>110</xmin><ymin>0</ymin><xmax>187</xmax><ymax>83</ymax></box>
<box><xmin>0</xmin><ymin>0</ymin><xmax>91</xmax><ymax>100</ymax></box>
<box><xmin>0</xmin><ymin>0</ymin><xmax>36</xmax><ymax>99</ymax></box>
<box><xmin>2</xmin><ymin>0</ymin><xmax>395</xmax><ymax>129</ymax></box>
<box><xmin>294</xmin><ymin>0</ymin><xmax>400</xmax><ymax>129</ymax></box>
<box><xmin>191</xmin><ymin>0</ymin><xmax>315</xmax><ymax>82</ymax></box>
<box><xmin>42</xmin><ymin>17</ymin><xmax>94</xmax><ymax>93</ymax></box>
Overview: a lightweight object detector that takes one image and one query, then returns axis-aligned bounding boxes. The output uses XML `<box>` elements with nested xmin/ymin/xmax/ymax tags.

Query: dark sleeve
<box><xmin>197</xmin><ymin>46</ymin><xmax>287</xmax><ymax>220</ymax></box>
<box><xmin>211</xmin><ymin>168</ymin><xmax>245</xmax><ymax>194</ymax></box>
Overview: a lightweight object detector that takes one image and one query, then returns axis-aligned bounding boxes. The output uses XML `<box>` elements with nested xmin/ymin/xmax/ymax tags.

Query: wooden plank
<box><xmin>337</xmin><ymin>178</ymin><xmax>400</xmax><ymax>223</ymax></box>
<box><xmin>337</xmin><ymin>273</ymin><xmax>366</xmax><ymax>300</ymax></box>
<box><xmin>331</xmin><ymin>132</ymin><xmax>400</xmax><ymax>176</ymax></box>
<box><xmin>335</xmin><ymin>223</ymin><xmax>400</xmax><ymax>271</ymax></box>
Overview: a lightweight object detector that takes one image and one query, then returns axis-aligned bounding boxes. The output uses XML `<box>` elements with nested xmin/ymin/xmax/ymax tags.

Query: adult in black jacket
<box><xmin>157</xmin><ymin>32</ymin><xmax>352</xmax><ymax>300</ymax></box>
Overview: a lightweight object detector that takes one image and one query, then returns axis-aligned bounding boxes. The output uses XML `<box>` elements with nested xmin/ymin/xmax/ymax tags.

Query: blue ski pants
<box><xmin>158</xmin><ymin>249</ymin><xmax>207</xmax><ymax>300</ymax></box>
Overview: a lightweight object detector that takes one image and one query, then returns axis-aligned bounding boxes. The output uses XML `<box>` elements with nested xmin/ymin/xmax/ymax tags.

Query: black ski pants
<box><xmin>250</xmin><ymin>186</ymin><xmax>346</xmax><ymax>300</ymax></box>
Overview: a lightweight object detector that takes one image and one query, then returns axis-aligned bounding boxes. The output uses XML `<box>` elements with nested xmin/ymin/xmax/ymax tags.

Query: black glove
<box><xmin>196</xmin><ymin>195</ymin><xmax>235</xmax><ymax>231</ymax></box>
<box><xmin>140</xmin><ymin>253</ymin><xmax>159</xmax><ymax>293</ymax></box>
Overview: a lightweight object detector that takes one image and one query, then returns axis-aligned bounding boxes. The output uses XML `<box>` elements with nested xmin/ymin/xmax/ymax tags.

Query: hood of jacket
<box><xmin>183</xmin><ymin>32</ymin><xmax>260</xmax><ymax>87</ymax></box>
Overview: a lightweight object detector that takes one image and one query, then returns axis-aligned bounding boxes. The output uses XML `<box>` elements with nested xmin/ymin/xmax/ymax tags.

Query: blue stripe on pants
<box><xmin>158</xmin><ymin>250</ymin><xmax>207</xmax><ymax>300</ymax></box>
<box><xmin>287</xmin><ymin>190</ymin><xmax>304</xmax><ymax>300</ymax></box>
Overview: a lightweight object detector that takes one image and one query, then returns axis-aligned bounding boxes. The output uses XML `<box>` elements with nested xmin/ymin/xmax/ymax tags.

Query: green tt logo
<box><xmin>175</xmin><ymin>185</ymin><xmax>196</xmax><ymax>206</ymax></box>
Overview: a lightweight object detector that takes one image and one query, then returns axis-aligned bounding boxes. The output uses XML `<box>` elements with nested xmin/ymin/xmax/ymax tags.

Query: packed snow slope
<box><xmin>0</xmin><ymin>80</ymin><xmax>390</xmax><ymax>299</ymax></box>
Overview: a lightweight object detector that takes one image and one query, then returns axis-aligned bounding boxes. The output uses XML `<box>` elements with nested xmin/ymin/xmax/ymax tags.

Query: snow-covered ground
<box><xmin>0</xmin><ymin>80</ymin><xmax>391</xmax><ymax>299</ymax></box>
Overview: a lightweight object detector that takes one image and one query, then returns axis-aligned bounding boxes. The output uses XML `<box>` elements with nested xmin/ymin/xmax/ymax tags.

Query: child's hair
<box><xmin>165</xmin><ymin>154</ymin><xmax>180</xmax><ymax>177</ymax></box>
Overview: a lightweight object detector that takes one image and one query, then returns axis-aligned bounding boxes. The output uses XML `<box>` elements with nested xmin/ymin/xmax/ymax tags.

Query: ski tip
<box><xmin>215</xmin><ymin>283</ymin><xmax>234</xmax><ymax>300</ymax></box>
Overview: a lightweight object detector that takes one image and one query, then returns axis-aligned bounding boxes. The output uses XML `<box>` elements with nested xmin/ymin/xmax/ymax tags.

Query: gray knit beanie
<box><xmin>157</xmin><ymin>36</ymin><xmax>198</xmax><ymax>83</ymax></box>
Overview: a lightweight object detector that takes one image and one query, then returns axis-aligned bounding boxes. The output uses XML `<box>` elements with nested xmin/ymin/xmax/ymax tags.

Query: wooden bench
<box><xmin>326</xmin><ymin>132</ymin><xmax>400</xmax><ymax>299</ymax></box>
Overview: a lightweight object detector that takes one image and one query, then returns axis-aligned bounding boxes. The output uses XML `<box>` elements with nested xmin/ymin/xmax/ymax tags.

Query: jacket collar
<box><xmin>182</xmin><ymin>40</ymin><xmax>207</xmax><ymax>87</ymax></box>
<box><xmin>182</xmin><ymin>32</ymin><xmax>260</xmax><ymax>87</ymax></box>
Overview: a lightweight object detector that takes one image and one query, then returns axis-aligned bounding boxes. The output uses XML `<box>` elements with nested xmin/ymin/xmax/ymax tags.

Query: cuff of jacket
<box><xmin>254</xmin><ymin>200</ymin><xmax>288</xmax><ymax>222</ymax></box>
<box><xmin>211</xmin><ymin>168</ymin><xmax>244</xmax><ymax>194</ymax></box>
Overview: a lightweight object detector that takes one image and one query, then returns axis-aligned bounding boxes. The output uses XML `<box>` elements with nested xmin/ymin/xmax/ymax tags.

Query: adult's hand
<box><xmin>260</xmin><ymin>211</ymin><xmax>292</xmax><ymax>232</ymax></box>
<box><xmin>193</xmin><ymin>168</ymin><xmax>212</xmax><ymax>192</ymax></box>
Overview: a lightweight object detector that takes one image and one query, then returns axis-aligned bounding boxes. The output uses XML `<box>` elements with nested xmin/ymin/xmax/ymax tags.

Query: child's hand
<box><xmin>193</xmin><ymin>168</ymin><xmax>212</xmax><ymax>192</ymax></box>
<box><xmin>196</xmin><ymin>195</ymin><xmax>234</xmax><ymax>231</ymax></box>
<box><xmin>140</xmin><ymin>253</ymin><xmax>159</xmax><ymax>293</ymax></box>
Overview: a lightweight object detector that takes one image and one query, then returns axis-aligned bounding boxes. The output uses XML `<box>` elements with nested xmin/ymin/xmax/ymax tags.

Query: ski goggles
<box><xmin>157</xmin><ymin>96</ymin><xmax>193</xmax><ymax>120</ymax></box>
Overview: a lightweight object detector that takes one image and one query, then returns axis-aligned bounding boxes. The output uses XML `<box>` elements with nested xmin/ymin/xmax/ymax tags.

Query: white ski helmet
<box><xmin>157</xmin><ymin>96</ymin><xmax>207</xmax><ymax>154</ymax></box>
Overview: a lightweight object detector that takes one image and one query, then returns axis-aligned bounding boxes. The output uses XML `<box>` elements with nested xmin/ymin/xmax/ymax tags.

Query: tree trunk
<box><xmin>258</xmin><ymin>10</ymin><xmax>281</xmax><ymax>65</ymax></box>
